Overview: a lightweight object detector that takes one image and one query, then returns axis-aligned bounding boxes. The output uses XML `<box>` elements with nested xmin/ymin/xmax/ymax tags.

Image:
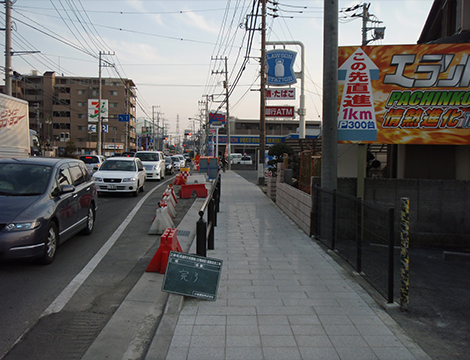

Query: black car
<box><xmin>0</xmin><ymin>157</ymin><xmax>98</xmax><ymax>264</ymax></box>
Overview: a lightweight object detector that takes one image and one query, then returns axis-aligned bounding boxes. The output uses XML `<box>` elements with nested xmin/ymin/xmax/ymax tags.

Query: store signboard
<box><xmin>338</xmin><ymin>44</ymin><xmax>470</xmax><ymax>144</ymax></box>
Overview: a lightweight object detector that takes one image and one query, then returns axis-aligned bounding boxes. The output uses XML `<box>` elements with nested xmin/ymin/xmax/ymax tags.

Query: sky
<box><xmin>4</xmin><ymin>0</ymin><xmax>434</xmax><ymax>138</ymax></box>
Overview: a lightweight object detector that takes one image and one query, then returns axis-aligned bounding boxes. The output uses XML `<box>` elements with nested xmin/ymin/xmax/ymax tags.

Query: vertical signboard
<box><xmin>88</xmin><ymin>99</ymin><xmax>108</xmax><ymax>123</ymax></box>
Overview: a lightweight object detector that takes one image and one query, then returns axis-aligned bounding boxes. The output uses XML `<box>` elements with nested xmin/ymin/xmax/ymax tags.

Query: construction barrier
<box><xmin>180</xmin><ymin>183</ymin><xmax>208</xmax><ymax>199</ymax></box>
<box><xmin>148</xmin><ymin>204</ymin><xmax>174</xmax><ymax>235</ymax></box>
<box><xmin>180</xmin><ymin>167</ymin><xmax>190</xmax><ymax>183</ymax></box>
<box><xmin>146</xmin><ymin>228</ymin><xmax>183</xmax><ymax>273</ymax></box>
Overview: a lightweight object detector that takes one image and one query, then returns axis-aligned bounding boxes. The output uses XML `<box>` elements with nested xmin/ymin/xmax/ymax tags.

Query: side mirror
<box><xmin>60</xmin><ymin>184</ymin><xmax>75</xmax><ymax>194</ymax></box>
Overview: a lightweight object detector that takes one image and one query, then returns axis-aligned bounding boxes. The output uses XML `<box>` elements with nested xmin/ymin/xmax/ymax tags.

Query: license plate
<box><xmin>108</xmin><ymin>184</ymin><xmax>117</xmax><ymax>190</ymax></box>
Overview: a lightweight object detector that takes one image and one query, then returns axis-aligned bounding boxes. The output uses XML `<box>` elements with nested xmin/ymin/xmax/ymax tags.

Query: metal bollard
<box><xmin>196</xmin><ymin>211</ymin><xmax>207</xmax><ymax>257</ymax></box>
<box><xmin>208</xmin><ymin>198</ymin><xmax>215</xmax><ymax>250</ymax></box>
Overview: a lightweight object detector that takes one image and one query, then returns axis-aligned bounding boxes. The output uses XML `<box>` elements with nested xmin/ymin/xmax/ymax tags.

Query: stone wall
<box><xmin>275</xmin><ymin>182</ymin><xmax>311</xmax><ymax>236</ymax></box>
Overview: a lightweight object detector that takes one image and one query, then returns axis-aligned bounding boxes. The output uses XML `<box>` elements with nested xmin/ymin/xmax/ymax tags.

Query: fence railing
<box><xmin>196</xmin><ymin>174</ymin><xmax>221</xmax><ymax>257</ymax></box>
<box><xmin>311</xmin><ymin>185</ymin><xmax>397</xmax><ymax>303</ymax></box>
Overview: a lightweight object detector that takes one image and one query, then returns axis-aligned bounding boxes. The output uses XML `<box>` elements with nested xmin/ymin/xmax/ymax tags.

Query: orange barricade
<box><xmin>179</xmin><ymin>183</ymin><xmax>208</xmax><ymax>199</ymax></box>
<box><xmin>145</xmin><ymin>228</ymin><xmax>183</xmax><ymax>274</ymax></box>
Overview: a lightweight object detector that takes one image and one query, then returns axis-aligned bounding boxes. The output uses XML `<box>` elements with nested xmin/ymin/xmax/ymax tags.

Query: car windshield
<box><xmin>100</xmin><ymin>160</ymin><xmax>136</xmax><ymax>172</ymax></box>
<box><xmin>165</xmin><ymin>157</ymin><xmax>171</xmax><ymax>164</ymax></box>
<box><xmin>135</xmin><ymin>153</ymin><xmax>159</xmax><ymax>161</ymax></box>
<box><xmin>0</xmin><ymin>163</ymin><xmax>52</xmax><ymax>196</ymax></box>
<box><xmin>171</xmin><ymin>156</ymin><xmax>179</xmax><ymax>162</ymax></box>
<box><xmin>80</xmin><ymin>156</ymin><xmax>100</xmax><ymax>164</ymax></box>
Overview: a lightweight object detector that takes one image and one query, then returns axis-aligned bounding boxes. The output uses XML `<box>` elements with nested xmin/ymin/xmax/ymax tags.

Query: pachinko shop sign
<box><xmin>338</xmin><ymin>44</ymin><xmax>470</xmax><ymax>145</ymax></box>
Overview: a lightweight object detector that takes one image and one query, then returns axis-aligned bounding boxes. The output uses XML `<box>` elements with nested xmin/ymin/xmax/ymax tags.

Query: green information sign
<box><xmin>162</xmin><ymin>251</ymin><xmax>223</xmax><ymax>301</ymax></box>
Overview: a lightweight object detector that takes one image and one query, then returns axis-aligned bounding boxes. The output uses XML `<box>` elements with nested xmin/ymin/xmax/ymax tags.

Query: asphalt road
<box><xmin>235</xmin><ymin>169</ymin><xmax>470</xmax><ymax>360</ymax></box>
<box><xmin>0</xmin><ymin>175</ymin><xmax>196</xmax><ymax>360</ymax></box>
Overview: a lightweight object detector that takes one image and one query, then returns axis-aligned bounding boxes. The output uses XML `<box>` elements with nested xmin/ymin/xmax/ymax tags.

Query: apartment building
<box><xmin>7</xmin><ymin>71</ymin><xmax>136</xmax><ymax>156</ymax></box>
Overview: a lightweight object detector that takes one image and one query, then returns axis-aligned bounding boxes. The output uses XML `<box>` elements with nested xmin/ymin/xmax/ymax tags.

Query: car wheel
<box><xmin>81</xmin><ymin>206</ymin><xmax>95</xmax><ymax>235</ymax></box>
<box><xmin>38</xmin><ymin>222</ymin><xmax>58</xmax><ymax>264</ymax></box>
<box><xmin>133</xmin><ymin>184</ymin><xmax>139</xmax><ymax>197</ymax></box>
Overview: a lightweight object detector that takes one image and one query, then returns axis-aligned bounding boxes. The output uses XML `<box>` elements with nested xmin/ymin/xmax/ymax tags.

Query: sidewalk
<box><xmin>148</xmin><ymin>171</ymin><xmax>430</xmax><ymax>360</ymax></box>
<box><xmin>84</xmin><ymin>171</ymin><xmax>431</xmax><ymax>360</ymax></box>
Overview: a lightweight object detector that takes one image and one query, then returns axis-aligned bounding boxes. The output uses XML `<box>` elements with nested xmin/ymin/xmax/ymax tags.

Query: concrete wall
<box><xmin>274</xmin><ymin>173</ymin><xmax>470</xmax><ymax>247</ymax></box>
<box><xmin>276</xmin><ymin>182</ymin><xmax>311</xmax><ymax>235</ymax></box>
<box><xmin>313</xmin><ymin>177</ymin><xmax>470</xmax><ymax>247</ymax></box>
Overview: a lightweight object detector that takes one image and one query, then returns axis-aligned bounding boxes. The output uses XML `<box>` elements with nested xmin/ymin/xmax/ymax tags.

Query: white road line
<box><xmin>41</xmin><ymin>180</ymin><xmax>170</xmax><ymax>317</ymax></box>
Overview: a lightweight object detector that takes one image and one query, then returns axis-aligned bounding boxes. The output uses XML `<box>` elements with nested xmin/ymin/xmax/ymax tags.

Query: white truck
<box><xmin>0</xmin><ymin>93</ymin><xmax>31</xmax><ymax>158</ymax></box>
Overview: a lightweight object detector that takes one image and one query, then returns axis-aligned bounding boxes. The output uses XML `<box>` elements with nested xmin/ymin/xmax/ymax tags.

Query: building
<box><xmin>211</xmin><ymin>117</ymin><xmax>321</xmax><ymax>158</ymax></box>
<box><xmin>4</xmin><ymin>71</ymin><xmax>136</xmax><ymax>156</ymax></box>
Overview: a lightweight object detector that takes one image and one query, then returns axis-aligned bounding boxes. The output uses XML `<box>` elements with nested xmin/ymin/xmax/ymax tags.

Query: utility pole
<box><xmin>259</xmin><ymin>0</ymin><xmax>267</xmax><ymax>185</ymax></box>
<box><xmin>4</xmin><ymin>0</ymin><xmax>11</xmax><ymax>96</ymax></box>
<box><xmin>97</xmin><ymin>51</ymin><xmax>114</xmax><ymax>155</ymax></box>
<box><xmin>211</xmin><ymin>56</ymin><xmax>231</xmax><ymax>168</ymax></box>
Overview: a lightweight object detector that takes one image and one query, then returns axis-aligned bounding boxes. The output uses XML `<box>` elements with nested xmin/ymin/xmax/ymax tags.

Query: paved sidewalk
<box><xmin>156</xmin><ymin>171</ymin><xmax>431</xmax><ymax>360</ymax></box>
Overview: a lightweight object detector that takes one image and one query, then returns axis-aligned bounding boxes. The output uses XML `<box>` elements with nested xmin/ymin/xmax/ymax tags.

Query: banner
<box><xmin>338</xmin><ymin>44</ymin><xmax>470</xmax><ymax>144</ymax></box>
<box><xmin>88</xmin><ymin>99</ymin><xmax>108</xmax><ymax>123</ymax></box>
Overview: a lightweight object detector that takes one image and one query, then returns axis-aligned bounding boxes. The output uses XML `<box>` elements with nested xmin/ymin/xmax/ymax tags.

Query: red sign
<box><xmin>266</xmin><ymin>88</ymin><xmax>296</xmax><ymax>100</ymax></box>
<box><xmin>265</xmin><ymin>106</ymin><xmax>295</xmax><ymax>118</ymax></box>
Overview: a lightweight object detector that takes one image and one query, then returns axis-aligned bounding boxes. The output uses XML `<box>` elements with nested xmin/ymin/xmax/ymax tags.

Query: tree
<box><xmin>266</xmin><ymin>143</ymin><xmax>295</xmax><ymax>177</ymax></box>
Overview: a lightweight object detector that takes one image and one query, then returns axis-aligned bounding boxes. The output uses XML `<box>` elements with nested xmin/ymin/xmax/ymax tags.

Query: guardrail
<box><xmin>196</xmin><ymin>174</ymin><xmax>221</xmax><ymax>256</ymax></box>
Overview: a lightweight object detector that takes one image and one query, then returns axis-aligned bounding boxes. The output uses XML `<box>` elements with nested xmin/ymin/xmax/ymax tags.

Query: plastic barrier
<box><xmin>179</xmin><ymin>183</ymin><xmax>208</xmax><ymax>199</ymax></box>
<box><xmin>146</xmin><ymin>228</ymin><xmax>183</xmax><ymax>273</ymax></box>
<box><xmin>148</xmin><ymin>205</ymin><xmax>174</xmax><ymax>235</ymax></box>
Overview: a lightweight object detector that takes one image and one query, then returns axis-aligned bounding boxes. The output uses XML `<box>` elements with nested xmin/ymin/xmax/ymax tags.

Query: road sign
<box><xmin>162</xmin><ymin>251</ymin><xmax>223</xmax><ymax>301</ymax></box>
<box><xmin>266</xmin><ymin>49</ymin><xmax>297</xmax><ymax>86</ymax></box>
<box><xmin>119</xmin><ymin>114</ymin><xmax>130</xmax><ymax>122</ymax></box>
<box><xmin>88</xmin><ymin>124</ymin><xmax>109</xmax><ymax>133</ymax></box>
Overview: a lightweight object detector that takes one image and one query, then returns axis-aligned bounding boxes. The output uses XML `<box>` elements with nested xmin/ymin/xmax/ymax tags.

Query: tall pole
<box><xmin>258</xmin><ymin>0</ymin><xmax>267</xmax><ymax>185</ymax></box>
<box><xmin>5</xmin><ymin>0</ymin><xmax>12</xmax><ymax>96</ymax></box>
<box><xmin>224</xmin><ymin>56</ymin><xmax>231</xmax><ymax>170</ymax></box>
<box><xmin>98</xmin><ymin>51</ymin><xmax>102</xmax><ymax>155</ymax></box>
<box><xmin>320</xmin><ymin>0</ymin><xmax>339</xmax><ymax>243</ymax></box>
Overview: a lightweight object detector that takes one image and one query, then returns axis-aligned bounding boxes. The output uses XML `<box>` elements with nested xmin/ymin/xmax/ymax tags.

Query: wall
<box><xmin>274</xmin><ymin>174</ymin><xmax>470</xmax><ymax>247</ymax></box>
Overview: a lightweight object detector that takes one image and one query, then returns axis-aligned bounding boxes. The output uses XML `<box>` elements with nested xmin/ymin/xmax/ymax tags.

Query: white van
<box><xmin>230</xmin><ymin>153</ymin><xmax>243</xmax><ymax>164</ymax></box>
<box><xmin>135</xmin><ymin>151</ymin><xmax>165</xmax><ymax>180</ymax></box>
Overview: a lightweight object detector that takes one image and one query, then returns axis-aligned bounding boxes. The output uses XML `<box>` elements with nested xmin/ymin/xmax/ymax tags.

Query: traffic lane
<box><xmin>1</xmin><ymin>178</ymin><xmax>200</xmax><ymax>360</ymax></box>
<box><xmin>0</xmin><ymin>179</ymin><xmax>172</xmax><ymax>359</ymax></box>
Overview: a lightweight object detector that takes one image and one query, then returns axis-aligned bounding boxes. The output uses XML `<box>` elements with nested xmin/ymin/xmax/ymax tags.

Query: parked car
<box><xmin>0</xmin><ymin>157</ymin><xmax>98</xmax><ymax>264</ymax></box>
<box><xmin>134</xmin><ymin>151</ymin><xmax>165</xmax><ymax>180</ymax></box>
<box><xmin>171</xmin><ymin>155</ymin><xmax>181</xmax><ymax>171</ymax></box>
<box><xmin>165</xmin><ymin>156</ymin><xmax>175</xmax><ymax>175</ymax></box>
<box><xmin>92</xmin><ymin>157</ymin><xmax>146</xmax><ymax>197</ymax></box>
<box><xmin>79</xmin><ymin>155</ymin><xmax>106</xmax><ymax>174</ymax></box>
<box><xmin>240</xmin><ymin>155</ymin><xmax>253</xmax><ymax>165</ymax></box>
<box><xmin>230</xmin><ymin>153</ymin><xmax>243</xmax><ymax>164</ymax></box>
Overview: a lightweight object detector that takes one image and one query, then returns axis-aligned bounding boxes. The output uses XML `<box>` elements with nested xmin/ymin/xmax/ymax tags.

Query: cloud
<box><xmin>180</xmin><ymin>10</ymin><xmax>219</xmax><ymax>35</ymax></box>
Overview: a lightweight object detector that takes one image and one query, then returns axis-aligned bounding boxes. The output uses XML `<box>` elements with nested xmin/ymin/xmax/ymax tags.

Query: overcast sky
<box><xmin>5</xmin><ymin>0</ymin><xmax>433</xmax><ymax>136</ymax></box>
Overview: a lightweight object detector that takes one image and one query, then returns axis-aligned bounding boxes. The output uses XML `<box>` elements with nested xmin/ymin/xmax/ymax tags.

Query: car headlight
<box><xmin>93</xmin><ymin>176</ymin><xmax>102</xmax><ymax>181</ymax></box>
<box><xmin>5</xmin><ymin>220</ymin><xmax>41</xmax><ymax>231</ymax></box>
<box><xmin>123</xmin><ymin>177</ymin><xmax>136</xmax><ymax>182</ymax></box>
<box><xmin>152</xmin><ymin>165</ymin><xmax>158</xmax><ymax>170</ymax></box>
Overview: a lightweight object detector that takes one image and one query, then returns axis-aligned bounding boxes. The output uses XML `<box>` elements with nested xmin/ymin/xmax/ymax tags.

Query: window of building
<box><xmin>246</xmin><ymin>125</ymin><xmax>251</xmax><ymax>130</ymax></box>
<box><xmin>53</xmin><ymin>111</ymin><xmax>71</xmax><ymax>118</ymax></box>
<box><xmin>236</xmin><ymin>123</ymin><xmax>242</xmax><ymax>129</ymax></box>
<box><xmin>108</xmin><ymin>114</ymin><xmax>118</xmax><ymax>119</ymax></box>
<box><xmin>78</xmin><ymin>113</ymin><xmax>86</xmax><ymax>119</ymax></box>
<box><xmin>112</xmin><ymin>82</ymin><xmax>120</xmax><ymax>86</ymax></box>
<box><xmin>53</xmin><ymin>123</ymin><xmax>71</xmax><ymax>129</ymax></box>
<box><xmin>78</xmin><ymin>101</ymin><xmax>86</xmax><ymax>107</ymax></box>
<box><xmin>92</xmin><ymin>90</ymin><xmax>98</xmax><ymax>96</ymax></box>
<box><xmin>78</xmin><ymin>89</ymin><xmax>86</xmax><ymax>95</ymax></box>
<box><xmin>59</xmin><ymin>132</ymin><xmax>70</xmax><ymax>142</ymax></box>
<box><xmin>110</xmin><ymin>90</ymin><xmax>118</xmax><ymax>96</ymax></box>
<box><xmin>110</xmin><ymin>102</ymin><xmax>118</xmax><ymax>108</ymax></box>
<box><xmin>77</xmin><ymin>126</ymin><xmax>87</xmax><ymax>131</ymax></box>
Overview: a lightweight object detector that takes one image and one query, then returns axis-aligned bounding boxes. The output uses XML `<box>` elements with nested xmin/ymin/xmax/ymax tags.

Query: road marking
<box><xmin>41</xmin><ymin>179</ymin><xmax>172</xmax><ymax>317</ymax></box>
